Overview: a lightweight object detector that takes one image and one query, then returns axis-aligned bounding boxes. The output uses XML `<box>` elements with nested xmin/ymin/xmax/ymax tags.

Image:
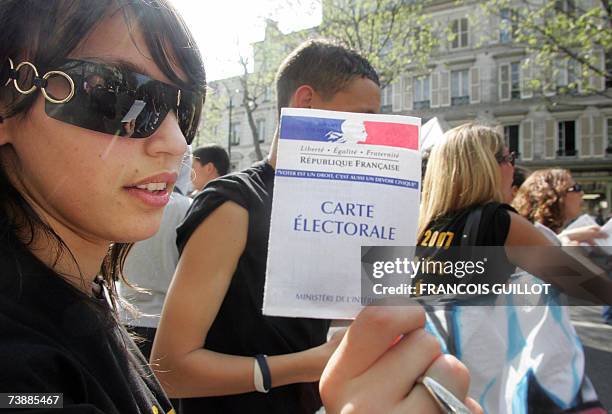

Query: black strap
<box><xmin>255</xmin><ymin>354</ymin><xmax>271</xmax><ymax>392</ymax></box>
<box><xmin>432</xmin><ymin>207</ymin><xmax>483</xmax><ymax>356</ymax></box>
<box><xmin>461</xmin><ymin>207</ymin><xmax>483</xmax><ymax>247</ymax></box>
<box><xmin>32</xmin><ymin>77</ymin><xmax>47</xmax><ymax>88</ymax></box>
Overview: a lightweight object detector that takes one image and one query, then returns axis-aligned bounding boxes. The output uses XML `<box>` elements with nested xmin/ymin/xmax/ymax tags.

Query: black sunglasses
<box><xmin>496</xmin><ymin>151</ymin><xmax>516</xmax><ymax>166</ymax></box>
<box><xmin>3</xmin><ymin>58</ymin><xmax>203</xmax><ymax>144</ymax></box>
<box><xmin>567</xmin><ymin>183</ymin><xmax>583</xmax><ymax>193</ymax></box>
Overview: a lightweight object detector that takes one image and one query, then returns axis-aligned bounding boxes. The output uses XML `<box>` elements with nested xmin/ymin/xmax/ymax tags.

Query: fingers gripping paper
<box><xmin>263</xmin><ymin>108</ymin><xmax>421</xmax><ymax>319</ymax></box>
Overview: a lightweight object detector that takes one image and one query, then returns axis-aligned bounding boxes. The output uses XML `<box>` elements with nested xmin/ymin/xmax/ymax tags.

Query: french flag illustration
<box><xmin>280</xmin><ymin>115</ymin><xmax>419</xmax><ymax>150</ymax></box>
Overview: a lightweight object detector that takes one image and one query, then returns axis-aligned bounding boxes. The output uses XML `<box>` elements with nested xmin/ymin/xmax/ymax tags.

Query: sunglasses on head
<box><xmin>1</xmin><ymin>58</ymin><xmax>203</xmax><ymax>144</ymax></box>
<box><xmin>496</xmin><ymin>151</ymin><xmax>516</xmax><ymax>167</ymax></box>
<box><xmin>567</xmin><ymin>183</ymin><xmax>583</xmax><ymax>193</ymax></box>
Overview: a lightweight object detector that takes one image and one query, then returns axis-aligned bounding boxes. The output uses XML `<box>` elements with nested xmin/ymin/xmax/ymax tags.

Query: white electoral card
<box><xmin>263</xmin><ymin>108</ymin><xmax>421</xmax><ymax>319</ymax></box>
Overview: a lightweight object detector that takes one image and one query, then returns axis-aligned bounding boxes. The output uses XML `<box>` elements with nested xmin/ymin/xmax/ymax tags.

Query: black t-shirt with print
<box><xmin>415</xmin><ymin>202</ymin><xmax>517</xmax><ymax>292</ymax></box>
<box><xmin>0</xmin><ymin>239</ymin><xmax>173</xmax><ymax>414</ymax></box>
<box><xmin>176</xmin><ymin>161</ymin><xmax>330</xmax><ymax>414</ymax></box>
<box><xmin>419</xmin><ymin>202</ymin><xmax>515</xmax><ymax>247</ymax></box>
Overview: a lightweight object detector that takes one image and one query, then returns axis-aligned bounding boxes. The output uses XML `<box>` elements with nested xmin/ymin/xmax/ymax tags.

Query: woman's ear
<box><xmin>290</xmin><ymin>85</ymin><xmax>315</xmax><ymax>109</ymax></box>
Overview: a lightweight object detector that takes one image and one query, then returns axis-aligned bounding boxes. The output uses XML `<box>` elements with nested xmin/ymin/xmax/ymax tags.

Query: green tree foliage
<box><xmin>225</xmin><ymin>0</ymin><xmax>440</xmax><ymax>157</ymax></box>
<box><xmin>238</xmin><ymin>21</ymin><xmax>312</xmax><ymax>160</ymax></box>
<box><xmin>319</xmin><ymin>0</ymin><xmax>439</xmax><ymax>87</ymax></box>
<box><xmin>193</xmin><ymin>87</ymin><xmax>226</xmax><ymax>148</ymax></box>
<box><xmin>481</xmin><ymin>0</ymin><xmax>611</xmax><ymax>97</ymax></box>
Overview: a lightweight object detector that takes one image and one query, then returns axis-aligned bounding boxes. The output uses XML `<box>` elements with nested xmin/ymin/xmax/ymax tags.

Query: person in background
<box><xmin>417</xmin><ymin>124</ymin><xmax>605</xmax><ymax>413</ymax></box>
<box><xmin>190</xmin><ymin>143</ymin><xmax>229</xmax><ymax>195</ymax></box>
<box><xmin>120</xmin><ymin>147</ymin><xmax>193</xmax><ymax>413</ymax></box>
<box><xmin>513</xmin><ymin>168</ymin><xmax>611</xmax><ymax>330</ymax></box>
<box><xmin>120</xmin><ymin>147</ymin><xmax>193</xmax><ymax>360</ymax></box>
<box><xmin>513</xmin><ymin>168</ymin><xmax>606</xmax><ymax>245</ymax></box>
<box><xmin>152</xmin><ymin>39</ymin><xmax>378</xmax><ymax>414</ymax></box>
<box><xmin>151</xmin><ymin>39</ymin><xmax>480</xmax><ymax>414</ymax></box>
<box><xmin>510</xmin><ymin>165</ymin><xmax>530</xmax><ymax>200</ymax></box>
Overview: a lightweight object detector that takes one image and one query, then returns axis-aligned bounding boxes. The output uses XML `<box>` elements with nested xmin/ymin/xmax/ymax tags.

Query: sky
<box><xmin>171</xmin><ymin>0</ymin><xmax>322</xmax><ymax>81</ymax></box>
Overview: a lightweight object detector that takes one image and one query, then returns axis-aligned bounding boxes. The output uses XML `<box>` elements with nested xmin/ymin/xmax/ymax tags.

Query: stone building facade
<box><xmin>203</xmin><ymin>0</ymin><xmax>612</xmax><ymax>217</ymax></box>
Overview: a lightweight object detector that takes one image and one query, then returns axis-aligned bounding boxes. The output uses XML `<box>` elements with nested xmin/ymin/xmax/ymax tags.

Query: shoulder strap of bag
<box><xmin>461</xmin><ymin>206</ymin><xmax>483</xmax><ymax>247</ymax></box>
<box><xmin>434</xmin><ymin>206</ymin><xmax>484</xmax><ymax>356</ymax></box>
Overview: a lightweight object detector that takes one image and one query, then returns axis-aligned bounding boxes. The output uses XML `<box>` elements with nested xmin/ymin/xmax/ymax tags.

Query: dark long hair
<box><xmin>0</xmin><ymin>1</ymin><xmax>206</xmax><ymax>308</ymax></box>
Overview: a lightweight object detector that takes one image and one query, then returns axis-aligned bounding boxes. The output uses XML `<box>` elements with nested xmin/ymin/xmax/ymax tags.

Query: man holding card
<box><xmin>151</xmin><ymin>39</ymin><xmax>480</xmax><ymax>414</ymax></box>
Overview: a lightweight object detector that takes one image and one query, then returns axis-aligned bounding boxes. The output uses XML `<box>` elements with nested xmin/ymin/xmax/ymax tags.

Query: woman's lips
<box><xmin>124</xmin><ymin>186</ymin><xmax>171</xmax><ymax>207</ymax></box>
<box><xmin>124</xmin><ymin>171</ymin><xmax>177</xmax><ymax>208</ymax></box>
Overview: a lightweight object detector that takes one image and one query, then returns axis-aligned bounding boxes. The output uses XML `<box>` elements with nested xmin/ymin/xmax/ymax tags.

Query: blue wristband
<box><xmin>255</xmin><ymin>354</ymin><xmax>271</xmax><ymax>392</ymax></box>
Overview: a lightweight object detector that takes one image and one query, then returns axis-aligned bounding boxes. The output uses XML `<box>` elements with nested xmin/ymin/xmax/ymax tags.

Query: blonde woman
<box><xmin>417</xmin><ymin>124</ymin><xmax>604</xmax><ymax>414</ymax></box>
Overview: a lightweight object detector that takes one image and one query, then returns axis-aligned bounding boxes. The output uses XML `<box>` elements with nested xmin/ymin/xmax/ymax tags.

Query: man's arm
<box><xmin>150</xmin><ymin>201</ymin><xmax>339</xmax><ymax>398</ymax></box>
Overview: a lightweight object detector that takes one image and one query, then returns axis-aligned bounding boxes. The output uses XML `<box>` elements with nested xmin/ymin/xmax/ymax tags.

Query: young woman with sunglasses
<box><xmin>0</xmin><ymin>1</ymin><xmax>481</xmax><ymax>413</ymax></box>
<box><xmin>417</xmin><ymin>124</ymin><xmax>605</xmax><ymax>413</ymax></box>
<box><xmin>0</xmin><ymin>1</ymin><xmax>204</xmax><ymax>412</ymax></box>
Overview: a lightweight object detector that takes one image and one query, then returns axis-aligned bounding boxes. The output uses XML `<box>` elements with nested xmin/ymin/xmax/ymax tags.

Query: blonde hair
<box><xmin>418</xmin><ymin>123</ymin><xmax>505</xmax><ymax>238</ymax></box>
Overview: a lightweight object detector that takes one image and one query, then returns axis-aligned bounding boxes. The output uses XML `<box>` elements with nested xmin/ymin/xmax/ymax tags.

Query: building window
<box><xmin>557</xmin><ymin>120</ymin><xmax>576</xmax><ymax>156</ymax></box>
<box><xmin>607</xmin><ymin>118</ymin><xmax>612</xmax><ymax>153</ymax></box>
<box><xmin>413</xmin><ymin>76</ymin><xmax>431</xmax><ymax>109</ymax></box>
<box><xmin>504</xmin><ymin>125</ymin><xmax>520</xmax><ymax>155</ymax></box>
<box><xmin>605</xmin><ymin>52</ymin><xmax>612</xmax><ymax>89</ymax></box>
<box><xmin>262</xmin><ymin>86</ymin><xmax>273</xmax><ymax>102</ymax></box>
<box><xmin>381</xmin><ymin>85</ymin><xmax>393</xmax><ymax>112</ymax></box>
<box><xmin>451</xmin><ymin>69</ymin><xmax>469</xmax><ymax>105</ymax></box>
<box><xmin>555</xmin><ymin>59</ymin><xmax>578</xmax><ymax>91</ymax></box>
<box><xmin>256</xmin><ymin>119</ymin><xmax>266</xmax><ymax>143</ymax></box>
<box><xmin>230</xmin><ymin>122</ymin><xmax>240</xmax><ymax>146</ymax></box>
<box><xmin>450</xmin><ymin>18</ymin><xmax>469</xmax><ymax>49</ymax></box>
<box><xmin>499</xmin><ymin>62</ymin><xmax>521</xmax><ymax>101</ymax></box>
<box><xmin>511</xmin><ymin>62</ymin><xmax>521</xmax><ymax>99</ymax></box>
<box><xmin>499</xmin><ymin>9</ymin><xmax>517</xmax><ymax>43</ymax></box>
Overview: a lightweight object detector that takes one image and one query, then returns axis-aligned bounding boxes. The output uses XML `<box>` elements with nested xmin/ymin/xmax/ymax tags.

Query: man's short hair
<box><xmin>192</xmin><ymin>144</ymin><xmax>230</xmax><ymax>176</ymax></box>
<box><xmin>275</xmin><ymin>39</ymin><xmax>380</xmax><ymax>114</ymax></box>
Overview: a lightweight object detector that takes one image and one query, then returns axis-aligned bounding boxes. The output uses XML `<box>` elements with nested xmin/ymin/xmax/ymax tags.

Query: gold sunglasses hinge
<box><xmin>6</xmin><ymin>59</ymin><xmax>75</xmax><ymax>104</ymax></box>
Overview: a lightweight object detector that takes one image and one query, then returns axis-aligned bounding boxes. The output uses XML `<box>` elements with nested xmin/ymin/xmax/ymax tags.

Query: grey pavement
<box><xmin>570</xmin><ymin>305</ymin><xmax>612</xmax><ymax>411</ymax></box>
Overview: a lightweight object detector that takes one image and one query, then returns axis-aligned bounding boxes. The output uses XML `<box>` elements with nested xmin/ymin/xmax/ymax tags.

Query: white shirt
<box><xmin>119</xmin><ymin>192</ymin><xmax>192</xmax><ymax>328</ymax></box>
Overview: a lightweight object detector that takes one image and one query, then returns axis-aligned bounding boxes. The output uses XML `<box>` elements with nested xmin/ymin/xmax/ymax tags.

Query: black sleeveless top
<box><xmin>414</xmin><ymin>202</ymin><xmax>517</xmax><ymax>296</ymax></box>
<box><xmin>176</xmin><ymin>161</ymin><xmax>329</xmax><ymax>414</ymax></box>
<box><xmin>419</xmin><ymin>202</ymin><xmax>515</xmax><ymax>247</ymax></box>
<box><xmin>0</xmin><ymin>239</ymin><xmax>174</xmax><ymax>414</ymax></box>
